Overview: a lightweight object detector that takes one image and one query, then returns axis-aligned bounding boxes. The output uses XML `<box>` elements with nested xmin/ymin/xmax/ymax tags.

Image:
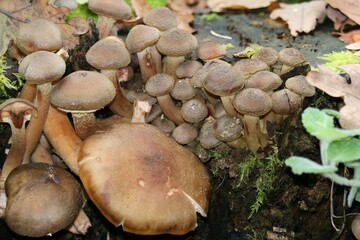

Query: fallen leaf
<box><xmin>306</xmin><ymin>65</ymin><xmax>360</xmax><ymax>129</ymax></box>
<box><xmin>326</xmin><ymin>5</ymin><xmax>355</xmax><ymax>30</ymax></box>
<box><xmin>269</xmin><ymin>1</ymin><xmax>327</xmax><ymax>37</ymax></box>
<box><xmin>131</xmin><ymin>0</ymin><xmax>151</xmax><ymax>17</ymax></box>
<box><xmin>325</xmin><ymin>0</ymin><xmax>360</xmax><ymax>25</ymax></box>
<box><xmin>206</xmin><ymin>0</ymin><xmax>277</xmax><ymax>12</ymax></box>
<box><xmin>0</xmin><ymin>0</ymin><xmax>89</xmax><ymax>56</ymax></box>
<box><xmin>168</xmin><ymin>0</ymin><xmax>197</xmax><ymax>33</ymax></box>
<box><xmin>333</xmin><ymin>29</ymin><xmax>360</xmax><ymax>44</ymax></box>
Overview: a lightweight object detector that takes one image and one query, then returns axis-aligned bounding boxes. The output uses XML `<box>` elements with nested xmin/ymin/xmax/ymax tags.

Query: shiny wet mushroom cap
<box><xmin>77</xmin><ymin>122</ymin><xmax>211</xmax><ymax>235</ymax></box>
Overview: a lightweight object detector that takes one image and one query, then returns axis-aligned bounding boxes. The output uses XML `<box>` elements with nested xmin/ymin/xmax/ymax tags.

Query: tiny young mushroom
<box><xmin>198</xmin><ymin>116</ymin><xmax>222</xmax><ymax>149</ymax></box>
<box><xmin>4</xmin><ymin>163</ymin><xmax>84</xmax><ymax>237</ymax></box>
<box><xmin>171</xmin><ymin>79</ymin><xmax>197</xmax><ymax>102</ymax></box>
<box><xmin>49</xmin><ymin>70</ymin><xmax>116</xmax><ymax>139</ymax></box>
<box><xmin>16</xmin><ymin>19</ymin><xmax>63</xmax><ymax>56</ymax></box>
<box><xmin>181</xmin><ymin>98</ymin><xmax>209</xmax><ymax>124</ymax></box>
<box><xmin>145</xmin><ymin>73</ymin><xmax>184</xmax><ymax>125</ymax></box>
<box><xmin>88</xmin><ymin>0</ymin><xmax>132</xmax><ymax>39</ymax></box>
<box><xmin>85</xmin><ymin>36</ymin><xmax>133</xmax><ymax>118</ymax></box>
<box><xmin>18</xmin><ymin>50</ymin><xmax>66</xmax><ymax>163</ymax></box>
<box><xmin>151</xmin><ymin>114</ymin><xmax>176</xmax><ymax>135</ymax></box>
<box><xmin>213</xmin><ymin>114</ymin><xmax>243</xmax><ymax>142</ymax></box>
<box><xmin>172</xmin><ymin>123</ymin><xmax>199</xmax><ymax>145</ymax></box>
<box><xmin>232</xmin><ymin>88</ymin><xmax>272</xmax><ymax>152</ymax></box>
<box><xmin>77</xmin><ymin>120</ymin><xmax>211</xmax><ymax>235</ymax></box>
<box><xmin>125</xmin><ymin>24</ymin><xmax>162</xmax><ymax>82</ymax></box>
<box><xmin>156</xmin><ymin>28</ymin><xmax>198</xmax><ymax>79</ymax></box>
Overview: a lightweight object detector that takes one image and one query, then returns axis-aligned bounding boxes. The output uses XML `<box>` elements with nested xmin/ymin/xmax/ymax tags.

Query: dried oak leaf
<box><xmin>0</xmin><ymin>0</ymin><xmax>89</xmax><ymax>56</ymax></box>
<box><xmin>306</xmin><ymin>65</ymin><xmax>360</xmax><ymax>129</ymax></box>
<box><xmin>325</xmin><ymin>0</ymin><xmax>360</xmax><ymax>25</ymax></box>
<box><xmin>168</xmin><ymin>0</ymin><xmax>197</xmax><ymax>33</ymax></box>
<box><xmin>206</xmin><ymin>0</ymin><xmax>277</xmax><ymax>12</ymax></box>
<box><xmin>270</xmin><ymin>1</ymin><xmax>327</xmax><ymax>37</ymax></box>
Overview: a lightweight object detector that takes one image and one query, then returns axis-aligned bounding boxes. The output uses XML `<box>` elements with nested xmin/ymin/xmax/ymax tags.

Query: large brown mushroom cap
<box><xmin>88</xmin><ymin>0</ymin><xmax>132</xmax><ymax>19</ymax></box>
<box><xmin>4</xmin><ymin>163</ymin><xmax>83</xmax><ymax>237</ymax></box>
<box><xmin>78</xmin><ymin>122</ymin><xmax>211</xmax><ymax>235</ymax></box>
<box><xmin>143</xmin><ymin>6</ymin><xmax>178</xmax><ymax>31</ymax></box>
<box><xmin>49</xmin><ymin>71</ymin><xmax>116</xmax><ymax>112</ymax></box>
<box><xmin>125</xmin><ymin>25</ymin><xmax>161</xmax><ymax>53</ymax></box>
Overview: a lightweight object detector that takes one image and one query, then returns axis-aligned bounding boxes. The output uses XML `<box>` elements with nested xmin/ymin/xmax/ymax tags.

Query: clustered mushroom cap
<box><xmin>233</xmin><ymin>88</ymin><xmax>272</xmax><ymax>117</ymax></box>
<box><xmin>143</xmin><ymin>6</ymin><xmax>178</xmax><ymax>31</ymax></box>
<box><xmin>203</xmin><ymin>65</ymin><xmax>245</xmax><ymax>96</ymax></box>
<box><xmin>151</xmin><ymin>115</ymin><xmax>176</xmax><ymax>134</ymax></box>
<box><xmin>171</xmin><ymin>79</ymin><xmax>197</xmax><ymax>101</ymax></box>
<box><xmin>156</xmin><ymin>28</ymin><xmax>198</xmax><ymax>57</ymax></box>
<box><xmin>233</xmin><ymin>58</ymin><xmax>269</xmax><ymax>78</ymax></box>
<box><xmin>251</xmin><ymin>47</ymin><xmax>279</xmax><ymax>66</ymax></box>
<box><xmin>199</xmin><ymin>117</ymin><xmax>222</xmax><ymax>149</ymax></box>
<box><xmin>213</xmin><ymin>115</ymin><xmax>243</xmax><ymax>142</ymax></box>
<box><xmin>145</xmin><ymin>73</ymin><xmax>175</xmax><ymax>97</ymax></box>
<box><xmin>4</xmin><ymin>163</ymin><xmax>83</xmax><ymax>237</ymax></box>
<box><xmin>172</xmin><ymin>123</ymin><xmax>198</xmax><ymax>145</ymax></box>
<box><xmin>197</xmin><ymin>39</ymin><xmax>226</xmax><ymax>61</ymax></box>
<box><xmin>285</xmin><ymin>75</ymin><xmax>315</xmax><ymax>97</ymax></box>
<box><xmin>18</xmin><ymin>51</ymin><xmax>66</xmax><ymax>85</ymax></box>
<box><xmin>245</xmin><ymin>71</ymin><xmax>282</xmax><ymax>92</ymax></box>
<box><xmin>88</xmin><ymin>0</ymin><xmax>132</xmax><ymax>20</ymax></box>
<box><xmin>271</xmin><ymin>89</ymin><xmax>302</xmax><ymax>114</ymax></box>
<box><xmin>49</xmin><ymin>70</ymin><xmax>116</xmax><ymax>112</ymax></box>
<box><xmin>77</xmin><ymin>122</ymin><xmax>211</xmax><ymax>235</ymax></box>
<box><xmin>85</xmin><ymin>36</ymin><xmax>131</xmax><ymax>70</ymax></box>
<box><xmin>181</xmin><ymin>98</ymin><xmax>208</xmax><ymax>123</ymax></box>
<box><xmin>125</xmin><ymin>25</ymin><xmax>161</xmax><ymax>53</ymax></box>
<box><xmin>278</xmin><ymin>48</ymin><xmax>306</xmax><ymax>67</ymax></box>
<box><xmin>16</xmin><ymin>19</ymin><xmax>63</xmax><ymax>54</ymax></box>
<box><xmin>175</xmin><ymin>60</ymin><xmax>203</xmax><ymax>79</ymax></box>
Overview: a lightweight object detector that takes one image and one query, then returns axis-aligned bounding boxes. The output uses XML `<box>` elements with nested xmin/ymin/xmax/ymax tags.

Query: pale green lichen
<box><xmin>0</xmin><ymin>55</ymin><xmax>23</xmax><ymax>103</ymax></box>
<box><xmin>201</xmin><ymin>13</ymin><xmax>220</xmax><ymax>21</ymax></box>
<box><xmin>318</xmin><ymin>51</ymin><xmax>360</xmax><ymax>73</ymax></box>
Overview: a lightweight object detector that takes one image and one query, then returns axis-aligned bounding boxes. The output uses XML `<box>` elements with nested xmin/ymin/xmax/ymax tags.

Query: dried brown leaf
<box><xmin>269</xmin><ymin>1</ymin><xmax>327</xmax><ymax>37</ymax></box>
<box><xmin>206</xmin><ymin>0</ymin><xmax>277</xmax><ymax>12</ymax></box>
<box><xmin>325</xmin><ymin>0</ymin><xmax>360</xmax><ymax>25</ymax></box>
<box><xmin>130</xmin><ymin>0</ymin><xmax>151</xmax><ymax>17</ymax></box>
<box><xmin>0</xmin><ymin>0</ymin><xmax>89</xmax><ymax>56</ymax></box>
<box><xmin>333</xmin><ymin>29</ymin><xmax>360</xmax><ymax>44</ymax></box>
<box><xmin>306</xmin><ymin>65</ymin><xmax>360</xmax><ymax>129</ymax></box>
<box><xmin>168</xmin><ymin>0</ymin><xmax>197</xmax><ymax>33</ymax></box>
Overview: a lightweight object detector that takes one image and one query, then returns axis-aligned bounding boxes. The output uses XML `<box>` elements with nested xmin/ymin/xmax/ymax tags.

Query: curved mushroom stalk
<box><xmin>78</xmin><ymin>122</ymin><xmax>211</xmax><ymax>235</ymax></box>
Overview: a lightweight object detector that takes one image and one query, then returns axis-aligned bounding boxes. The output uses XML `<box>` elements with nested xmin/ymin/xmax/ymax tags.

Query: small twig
<box><xmin>0</xmin><ymin>9</ymin><xmax>29</xmax><ymax>23</ymax></box>
<box><xmin>210</xmin><ymin>30</ymin><xmax>232</xmax><ymax>40</ymax></box>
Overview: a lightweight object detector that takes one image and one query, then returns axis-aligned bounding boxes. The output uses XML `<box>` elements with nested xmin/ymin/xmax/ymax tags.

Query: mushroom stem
<box><xmin>243</xmin><ymin>115</ymin><xmax>267</xmax><ymax>152</ymax></box>
<box><xmin>102</xmin><ymin>69</ymin><xmax>133</xmax><ymax>117</ymax></box>
<box><xmin>137</xmin><ymin>46</ymin><xmax>162</xmax><ymax>82</ymax></box>
<box><xmin>162</xmin><ymin>56</ymin><xmax>185</xmax><ymax>80</ymax></box>
<box><xmin>72</xmin><ymin>112</ymin><xmax>97</xmax><ymax>140</ymax></box>
<box><xmin>17</xmin><ymin>82</ymin><xmax>36</xmax><ymax>102</ymax></box>
<box><xmin>157</xmin><ymin>94</ymin><xmax>184</xmax><ymax>125</ymax></box>
<box><xmin>44</xmin><ymin>105</ymin><xmax>81</xmax><ymax>174</ymax></box>
<box><xmin>131</xmin><ymin>100</ymin><xmax>152</xmax><ymax>123</ymax></box>
<box><xmin>30</xmin><ymin>134</ymin><xmax>54</xmax><ymax>164</ymax></box>
<box><xmin>66</xmin><ymin>209</ymin><xmax>92</xmax><ymax>235</ymax></box>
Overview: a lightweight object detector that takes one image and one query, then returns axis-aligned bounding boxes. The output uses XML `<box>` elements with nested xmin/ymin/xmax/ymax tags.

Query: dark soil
<box><xmin>1</xmin><ymin>8</ymin><xmax>358</xmax><ymax>240</ymax></box>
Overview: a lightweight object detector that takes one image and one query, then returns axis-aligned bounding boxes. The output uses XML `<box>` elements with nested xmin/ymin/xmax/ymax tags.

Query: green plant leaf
<box><xmin>302</xmin><ymin>108</ymin><xmax>349</xmax><ymax>142</ymax></box>
<box><xmin>285</xmin><ymin>156</ymin><xmax>338</xmax><ymax>174</ymax></box>
<box><xmin>329</xmin><ymin>138</ymin><xmax>360</xmax><ymax>163</ymax></box>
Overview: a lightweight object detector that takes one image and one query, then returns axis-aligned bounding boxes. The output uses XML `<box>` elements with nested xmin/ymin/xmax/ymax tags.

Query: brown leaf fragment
<box><xmin>333</xmin><ymin>29</ymin><xmax>360</xmax><ymax>44</ymax></box>
<box><xmin>131</xmin><ymin>0</ymin><xmax>151</xmax><ymax>17</ymax></box>
<box><xmin>326</xmin><ymin>5</ymin><xmax>354</xmax><ymax>31</ymax></box>
<box><xmin>206</xmin><ymin>0</ymin><xmax>277</xmax><ymax>12</ymax></box>
<box><xmin>326</xmin><ymin>0</ymin><xmax>360</xmax><ymax>25</ymax></box>
<box><xmin>168</xmin><ymin>0</ymin><xmax>197</xmax><ymax>33</ymax></box>
<box><xmin>0</xmin><ymin>0</ymin><xmax>89</xmax><ymax>55</ymax></box>
<box><xmin>306</xmin><ymin>65</ymin><xmax>360</xmax><ymax>129</ymax></box>
<box><xmin>269</xmin><ymin>1</ymin><xmax>327</xmax><ymax>37</ymax></box>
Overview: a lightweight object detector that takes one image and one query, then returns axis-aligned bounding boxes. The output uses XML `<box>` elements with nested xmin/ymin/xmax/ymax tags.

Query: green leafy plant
<box><xmin>286</xmin><ymin>107</ymin><xmax>360</xmax><ymax>207</ymax></box>
<box><xmin>65</xmin><ymin>3</ymin><xmax>98</xmax><ymax>23</ymax></box>
<box><xmin>201</xmin><ymin>13</ymin><xmax>220</xmax><ymax>21</ymax></box>
<box><xmin>238</xmin><ymin>147</ymin><xmax>283</xmax><ymax>218</ymax></box>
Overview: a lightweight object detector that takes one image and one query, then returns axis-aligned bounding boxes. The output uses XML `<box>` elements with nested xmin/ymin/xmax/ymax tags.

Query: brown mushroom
<box><xmin>88</xmin><ymin>0</ymin><xmax>132</xmax><ymax>39</ymax></box>
<box><xmin>85</xmin><ymin>36</ymin><xmax>133</xmax><ymax>117</ymax></box>
<box><xmin>49</xmin><ymin>70</ymin><xmax>116</xmax><ymax>139</ymax></box>
<box><xmin>143</xmin><ymin>6</ymin><xmax>178</xmax><ymax>31</ymax></box>
<box><xmin>18</xmin><ymin>51</ymin><xmax>66</xmax><ymax>163</ymax></box>
<box><xmin>352</xmin><ymin>214</ymin><xmax>360</xmax><ymax>239</ymax></box>
<box><xmin>151</xmin><ymin>114</ymin><xmax>176</xmax><ymax>135</ymax></box>
<box><xmin>232</xmin><ymin>58</ymin><xmax>270</xmax><ymax>78</ymax></box>
<box><xmin>172</xmin><ymin>123</ymin><xmax>198</xmax><ymax>145</ymax></box>
<box><xmin>213</xmin><ymin>114</ymin><xmax>243</xmax><ymax>142</ymax></box>
<box><xmin>251</xmin><ymin>47</ymin><xmax>279</xmax><ymax>67</ymax></box>
<box><xmin>198</xmin><ymin>117</ymin><xmax>222</xmax><ymax>149</ymax></box>
<box><xmin>126</xmin><ymin>25</ymin><xmax>162</xmax><ymax>82</ymax></box>
<box><xmin>285</xmin><ymin>75</ymin><xmax>316</xmax><ymax>98</ymax></box>
<box><xmin>245</xmin><ymin>71</ymin><xmax>283</xmax><ymax>93</ymax></box>
<box><xmin>145</xmin><ymin>73</ymin><xmax>184</xmax><ymax>125</ymax></box>
<box><xmin>16</xmin><ymin>19</ymin><xmax>63</xmax><ymax>55</ymax></box>
<box><xmin>181</xmin><ymin>98</ymin><xmax>208</xmax><ymax>123</ymax></box>
<box><xmin>196</xmin><ymin>39</ymin><xmax>226</xmax><ymax>62</ymax></box>
<box><xmin>175</xmin><ymin>60</ymin><xmax>203</xmax><ymax>79</ymax></box>
<box><xmin>171</xmin><ymin>79</ymin><xmax>197</xmax><ymax>101</ymax></box>
<box><xmin>276</xmin><ymin>48</ymin><xmax>309</xmax><ymax>77</ymax></box>
<box><xmin>4</xmin><ymin>163</ymin><xmax>84</xmax><ymax>237</ymax></box>
<box><xmin>77</xmin><ymin>121</ymin><xmax>211</xmax><ymax>235</ymax></box>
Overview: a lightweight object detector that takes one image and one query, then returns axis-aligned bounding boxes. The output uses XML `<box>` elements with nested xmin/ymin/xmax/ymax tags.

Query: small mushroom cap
<box><xmin>203</xmin><ymin>65</ymin><xmax>245</xmax><ymax>96</ymax></box>
<box><xmin>16</xmin><ymin>19</ymin><xmax>62</xmax><ymax>54</ymax></box>
<box><xmin>271</xmin><ymin>89</ymin><xmax>302</xmax><ymax>114</ymax></box>
<box><xmin>278</xmin><ymin>48</ymin><xmax>305</xmax><ymax>67</ymax></box>
<box><xmin>143</xmin><ymin>6</ymin><xmax>178</xmax><ymax>31</ymax></box>
<box><xmin>233</xmin><ymin>59</ymin><xmax>270</xmax><ymax>78</ymax></box>
<box><xmin>49</xmin><ymin>71</ymin><xmax>116</xmax><ymax>112</ymax></box>
<box><xmin>199</xmin><ymin>117</ymin><xmax>222</xmax><ymax>149</ymax></box>
<box><xmin>125</xmin><ymin>25</ymin><xmax>161</xmax><ymax>53</ymax></box>
<box><xmin>172</xmin><ymin>123</ymin><xmax>198</xmax><ymax>145</ymax></box>
<box><xmin>197</xmin><ymin>39</ymin><xmax>226</xmax><ymax>61</ymax></box>
<box><xmin>0</xmin><ymin>98</ymin><xmax>37</xmax><ymax>129</ymax></box>
<box><xmin>352</xmin><ymin>214</ymin><xmax>360</xmax><ymax>239</ymax></box>
<box><xmin>285</xmin><ymin>75</ymin><xmax>315</xmax><ymax>97</ymax></box>
<box><xmin>78</xmin><ymin>122</ymin><xmax>211</xmax><ymax>235</ymax></box>
<box><xmin>213</xmin><ymin>115</ymin><xmax>243</xmax><ymax>142</ymax></box>
<box><xmin>156</xmin><ymin>28</ymin><xmax>198</xmax><ymax>57</ymax></box>
<box><xmin>145</xmin><ymin>73</ymin><xmax>175</xmax><ymax>97</ymax></box>
<box><xmin>88</xmin><ymin>0</ymin><xmax>132</xmax><ymax>19</ymax></box>
<box><xmin>18</xmin><ymin>51</ymin><xmax>66</xmax><ymax>85</ymax></box>
<box><xmin>190</xmin><ymin>59</ymin><xmax>231</xmax><ymax>88</ymax></box>
<box><xmin>233</xmin><ymin>88</ymin><xmax>272</xmax><ymax>117</ymax></box>
<box><xmin>175</xmin><ymin>60</ymin><xmax>203</xmax><ymax>79</ymax></box>
<box><xmin>5</xmin><ymin>163</ymin><xmax>83</xmax><ymax>237</ymax></box>
<box><xmin>251</xmin><ymin>47</ymin><xmax>279</xmax><ymax>66</ymax></box>
<box><xmin>151</xmin><ymin>115</ymin><xmax>176</xmax><ymax>135</ymax></box>
<box><xmin>171</xmin><ymin>79</ymin><xmax>197</xmax><ymax>101</ymax></box>
<box><xmin>86</xmin><ymin>36</ymin><xmax>131</xmax><ymax>70</ymax></box>
<box><xmin>245</xmin><ymin>71</ymin><xmax>282</xmax><ymax>92</ymax></box>
<box><xmin>181</xmin><ymin>98</ymin><xmax>208</xmax><ymax>123</ymax></box>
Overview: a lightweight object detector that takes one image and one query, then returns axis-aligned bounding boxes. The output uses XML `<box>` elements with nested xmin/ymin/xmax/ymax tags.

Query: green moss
<box><xmin>0</xmin><ymin>55</ymin><xmax>23</xmax><ymax>103</ymax></box>
<box><xmin>238</xmin><ymin>147</ymin><xmax>283</xmax><ymax>218</ymax></box>
<box><xmin>147</xmin><ymin>0</ymin><xmax>169</xmax><ymax>8</ymax></box>
<box><xmin>318</xmin><ymin>51</ymin><xmax>360</xmax><ymax>73</ymax></box>
<box><xmin>65</xmin><ymin>3</ymin><xmax>98</xmax><ymax>23</ymax></box>
<box><xmin>201</xmin><ymin>13</ymin><xmax>220</xmax><ymax>21</ymax></box>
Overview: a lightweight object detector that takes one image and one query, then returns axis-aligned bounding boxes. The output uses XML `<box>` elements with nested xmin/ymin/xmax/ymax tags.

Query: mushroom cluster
<box><xmin>0</xmin><ymin>4</ymin><xmax>314</xmax><ymax>238</ymax></box>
